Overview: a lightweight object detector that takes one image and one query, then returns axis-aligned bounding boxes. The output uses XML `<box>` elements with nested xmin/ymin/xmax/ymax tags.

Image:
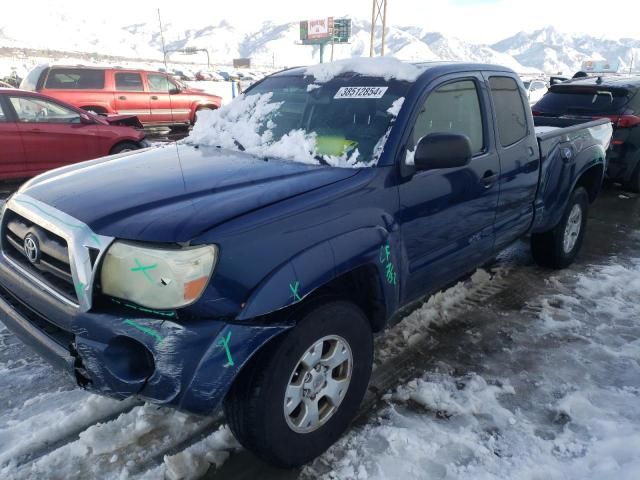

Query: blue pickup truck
<box><xmin>0</xmin><ymin>59</ymin><xmax>612</xmax><ymax>467</ymax></box>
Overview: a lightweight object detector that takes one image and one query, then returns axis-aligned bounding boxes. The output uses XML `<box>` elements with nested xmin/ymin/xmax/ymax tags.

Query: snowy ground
<box><xmin>0</xmin><ymin>186</ymin><xmax>639</xmax><ymax>480</ymax></box>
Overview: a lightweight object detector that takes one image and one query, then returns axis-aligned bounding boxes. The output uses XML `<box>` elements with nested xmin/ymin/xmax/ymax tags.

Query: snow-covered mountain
<box><xmin>492</xmin><ymin>26</ymin><xmax>640</xmax><ymax>74</ymax></box>
<box><xmin>1</xmin><ymin>14</ymin><xmax>639</xmax><ymax>75</ymax></box>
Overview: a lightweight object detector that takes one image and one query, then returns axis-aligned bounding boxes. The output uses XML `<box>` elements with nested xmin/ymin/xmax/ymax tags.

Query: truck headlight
<box><xmin>100</xmin><ymin>241</ymin><xmax>217</xmax><ymax>309</ymax></box>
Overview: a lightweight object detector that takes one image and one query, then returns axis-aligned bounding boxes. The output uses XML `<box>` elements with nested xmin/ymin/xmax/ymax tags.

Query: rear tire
<box><xmin>531</xmin><ymin>186</ymin><xmax>589</xmax><ymax>269</ymax></box>
<box><xmin>224</xmin><ymin>300</ymin><xmax>373</xmax><ymax>467</ymax></box>
<box><xmin>110</xmin><ymin>141</ymin><xmax>141</xmax><ymax>155</ymax></box>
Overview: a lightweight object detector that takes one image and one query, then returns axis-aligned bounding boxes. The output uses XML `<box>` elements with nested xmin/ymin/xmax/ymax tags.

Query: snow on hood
<box><xmin>304</xmin><ymin>57</ymin><xmax>425</xmax><ymax>83</ymax></box>
<box><xmin>187</xmin><ymin>92</ymin><xmax>366</xmax><ymax>168</ymax></box>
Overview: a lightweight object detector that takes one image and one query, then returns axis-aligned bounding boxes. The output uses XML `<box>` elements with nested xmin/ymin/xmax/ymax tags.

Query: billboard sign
<box><xmin>581</xmin><ymin>60</ymin><xmax>618</xmax><ymax>73</ymax></box>
<box><xmin>307</xmin><ymin>17</ymin><xmax>334</xmax><ymax>40</ymax></box>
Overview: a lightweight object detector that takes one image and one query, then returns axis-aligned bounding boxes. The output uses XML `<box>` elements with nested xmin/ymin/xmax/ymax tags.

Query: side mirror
<box><xmin>169</xmin><ymin>87</ymin><xmax>181</xmax><ymax>95</ymax></box>
<box><xmin>413</xmin><ymin>133</ymin><xmax>472</xmax><ymax>171</ymax></box>
<box><xmin>79</xmin><ymin>113</ymin><xmax>94</xmax><ymax>125</ymax></box>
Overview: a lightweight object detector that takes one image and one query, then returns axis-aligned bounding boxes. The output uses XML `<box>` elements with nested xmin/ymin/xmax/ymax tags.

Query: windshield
<box><xmin>187</xmin><ymin>75</ymin><xmax>411</xmax><ymax>167</ymax></box>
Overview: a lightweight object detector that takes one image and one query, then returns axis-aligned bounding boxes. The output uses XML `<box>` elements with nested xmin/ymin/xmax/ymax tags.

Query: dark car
<box><xmin>533</xmin><ymin>76</ymin><xmax>640</xmax><ymax>191</ymax></box>
<box><xmin>0</xmin><ymin>60</ymin><xmax>611</xmax><ymax>467</ymax></box>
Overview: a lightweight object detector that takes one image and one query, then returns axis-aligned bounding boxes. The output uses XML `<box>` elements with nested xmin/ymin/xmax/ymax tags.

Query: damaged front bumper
<box><xmin>0</xmin><ymin>261</ymin><xmax>288</xmax><ymax>415</ymax></box>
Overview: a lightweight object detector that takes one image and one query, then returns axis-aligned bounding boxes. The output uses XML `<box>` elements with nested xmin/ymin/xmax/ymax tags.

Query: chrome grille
<box><xmin>0</xmin><ymin>194</ymin><xmax>114</xmax><ymax>311</ymax></box>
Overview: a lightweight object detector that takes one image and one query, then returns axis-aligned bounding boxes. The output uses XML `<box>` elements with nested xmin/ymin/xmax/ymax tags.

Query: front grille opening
<box><xmin>1</xmin><ymin>209</ymin><xmax>77</xmax><ymax>302</ymax></box>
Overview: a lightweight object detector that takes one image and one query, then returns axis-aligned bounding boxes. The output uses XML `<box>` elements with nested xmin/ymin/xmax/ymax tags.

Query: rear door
<box><xmin>145</xmin><ymin>72</ymin><xmax>173</xmax><ymax>124</ymax></box>
<box><xmin>113</xmin><ymin>72</ymin><xmax>151</xmax><ymax>123</ymax></box>
<box><xmin>8</xmin><ymin>94</ymin><xmax>97</xmax><ymax>175</ymax></box>
<box><xmin>485</xmin><ymin>75</ymin><xmax>539</xmax><ymax>250</ymax></box>
<box><xmin>398</xmin><ymin>74</ymin><xmax>501</xmax><ymax>302</ymax></box>
<box><xmin>0</xmin><ymin>95</ymin><xmax>27</xmax><ymax>179</ymax></box>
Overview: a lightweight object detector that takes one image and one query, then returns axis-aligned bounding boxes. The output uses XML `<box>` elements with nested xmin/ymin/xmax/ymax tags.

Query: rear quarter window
<box><xmin>489</xmin><ymin>76</ymin><xmax>529</xmax><ymax>147</ymax></box>
<box><xmin>45</xmin><ymin>69</ymin><xmax>105</xmax><ymax>90</ymax></box>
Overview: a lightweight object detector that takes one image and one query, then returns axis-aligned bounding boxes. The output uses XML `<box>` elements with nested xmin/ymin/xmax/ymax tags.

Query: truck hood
<box><xmin>22</xmin><ymin>143</ymin><xmax>360</xmax><ymax>242</ymax></box>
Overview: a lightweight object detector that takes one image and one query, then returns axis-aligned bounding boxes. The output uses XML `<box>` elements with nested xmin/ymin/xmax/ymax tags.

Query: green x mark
<box><xmin>289</xmin><ymin>281</ymin><xmax>302</xmax><ymax>302</ymax></box>
<box><xmin>217</xmin><ymin>331</ymin><xmax>235</xmax><ymax>367</ymax></box>
<box><xmin>131</xmin><ymin>259</ymin><xmax>158</xmax><ymax>283</ymax></box>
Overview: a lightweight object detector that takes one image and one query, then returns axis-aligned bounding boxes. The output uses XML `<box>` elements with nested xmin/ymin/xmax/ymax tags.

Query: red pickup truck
<box><xmin>21</xmin><ymin>65</ymin><xmax>222</xmax><ymax>129</ymax></box>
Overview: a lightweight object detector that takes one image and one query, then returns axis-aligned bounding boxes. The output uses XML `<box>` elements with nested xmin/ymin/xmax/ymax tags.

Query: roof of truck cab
<box><xmin>271</xmin><ymin>59</ymin><xmax>516</xmax><ymax>82</ymax></box>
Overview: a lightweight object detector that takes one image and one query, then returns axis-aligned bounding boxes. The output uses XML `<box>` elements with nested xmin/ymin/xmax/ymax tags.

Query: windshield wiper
<box><xmin>233</xmin><ymin>139</ymin><xmax>246</xmax><ymax>151</ymax></box>
<box><xmin>314</xmin><ymin>155</ymin><xmax>329</xmax><ymax>166</ymax></box>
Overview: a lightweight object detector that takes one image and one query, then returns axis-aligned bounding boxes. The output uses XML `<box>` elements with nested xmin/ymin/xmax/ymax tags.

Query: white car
<box><xmin>523</xmin><ymin>79</ymin><xmax>548</xmax><ymax>105</ymax></box>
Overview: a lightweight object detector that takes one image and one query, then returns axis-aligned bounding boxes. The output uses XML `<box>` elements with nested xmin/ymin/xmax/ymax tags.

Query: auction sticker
<box><xmin>334</xmin><ymin>86</ymin><xmax>388</xmax><ymax>99</ymax></box>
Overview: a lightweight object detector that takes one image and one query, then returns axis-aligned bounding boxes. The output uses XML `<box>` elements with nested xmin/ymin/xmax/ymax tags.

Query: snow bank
<box><xmin>304</xmin><ymin>57</ymin><xmax>425</xmax><ymax>83</ymax></box>
<box><xmin>306</xmin><ymin>258</ymin><xmax>640</xmax><ymax>480</ymax></box>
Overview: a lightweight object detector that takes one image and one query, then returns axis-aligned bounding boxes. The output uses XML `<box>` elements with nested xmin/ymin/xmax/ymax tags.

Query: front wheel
<box><xmin>109</xmin><ymin>141</ymin><xmax>141</xmax><ymax>155</ymax></box>
<box><xmin>531</xmin><ymin>186</ymin><xmax>589</xmax><ymax>269</ymax></box>
<box><xmin>224</xmin><ymin>300</ymin><xmax>373</xmax><ymax>467</ymax></box>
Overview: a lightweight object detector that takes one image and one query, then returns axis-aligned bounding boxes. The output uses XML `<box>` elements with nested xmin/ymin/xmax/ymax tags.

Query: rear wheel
<box><xmin>224</xmin><ymin>300</ymin><xmax>373</xmax><ymax>467</ymax></box>
<box><xmin>110</xmin><ymin>141</ymin><xmax>141</xmax><ymax>155</ymax></box>
<box><xmin>531</xmin><ymin>186</ymin><xmax>589</xmax><ymax>269</ymax></box>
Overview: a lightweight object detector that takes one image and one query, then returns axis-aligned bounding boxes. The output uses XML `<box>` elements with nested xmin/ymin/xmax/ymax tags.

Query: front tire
<box><xmin>109</xmin><ymin>141</ymin><xmax>141</xmax><ymax>155</ymax></box>
<box><xmin>224</xmin><ymin>300</ymin><xmax>373</xmax><ymax>467</ymax></box>
<box><xmin>531</xmin><ymin>186</ymin><xmax>589</xmax><ymax>269</ymax></box>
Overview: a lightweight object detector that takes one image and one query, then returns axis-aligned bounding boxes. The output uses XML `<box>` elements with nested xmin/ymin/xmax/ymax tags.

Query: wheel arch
<box><xmin>236</xmin><ymin>227</ymin><xmax>398</xmax><ymax>333</ymax></box>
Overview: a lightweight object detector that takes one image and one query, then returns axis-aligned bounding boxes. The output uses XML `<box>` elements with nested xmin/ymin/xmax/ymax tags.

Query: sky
<box><xmin>3</xmin><ymin>0</ymin><xmax>639</xmax><ymax>44</ymax></box>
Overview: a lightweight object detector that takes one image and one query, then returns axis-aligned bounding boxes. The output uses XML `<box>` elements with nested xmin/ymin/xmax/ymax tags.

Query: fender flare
<box><xmin>236</xmin><ymin>226</ymin><xmax>401</xmax><ymax>321</ymax></box>
<box><xmin>533</xmin><ymin>144</ymin><xmax>605</xmax><ymax>233</ymax></box>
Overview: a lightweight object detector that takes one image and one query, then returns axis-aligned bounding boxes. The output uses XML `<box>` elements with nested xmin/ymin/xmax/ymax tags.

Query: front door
<box><xmin>398</xmin><ymin>75</ymin><xmax>500</xmax><ymax>302</ymax></box>
<box><xmin>0</xmin><ymin>96</ymin><xmax>26</xmax><ymax>179</ymax></box>
<box><xmin>8</xmin><ymin>94</ymin><xmax>96</xmax><ymax>175</ymax></box>
<box><xmin>113</xmin><ymin>72</ymin><xmax>152</xmax><ymax>124</ymax></box>
<box><xmin>145</xmin><ymin>72</ymin><xmax>174</xmax><ymax>125</ymax></box>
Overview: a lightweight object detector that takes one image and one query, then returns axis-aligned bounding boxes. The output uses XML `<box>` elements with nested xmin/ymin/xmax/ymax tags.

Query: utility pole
<box><xmin>369</xmin><ymin>0</ymin><xmax>388</xmax><ymax>57</ymax></box>
<box><xmin>157</xmin><ymin>9</ymin><xmax>168</xmax><ymax>70</ymax></box>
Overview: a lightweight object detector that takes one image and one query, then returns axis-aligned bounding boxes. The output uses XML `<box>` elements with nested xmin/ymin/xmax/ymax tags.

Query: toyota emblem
<box><xmin>23</xmin><ymin>234</ymin><xmax>40</xmax><ymax>264</ymax></box>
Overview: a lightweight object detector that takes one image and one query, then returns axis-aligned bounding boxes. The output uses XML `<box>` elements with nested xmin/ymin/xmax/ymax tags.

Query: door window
<box><xmin>411</xmin><ymin>79</ymin><xmax>485</xmax><ymax>155</ymax></box>
<box><xmin>147</xmin><ymin>74</ymin><xmax>171</xmax><ymax>92</ymax></box>
<box><xmin>9</xmin><ymin>96</ymin><xmax>80</xmax><ymax>123</ymax></box>
<box><xmin>489</xmin><ymin>76</ymin><xmax>528</xmax><ymax>147</ymax></box>
<box><xmin>0</xmin><ymin>101</ymin><xmax>6</xmax><ymax>122</ymax></box>
<box><xmin>44</xmin><ymin>68</ymin><xmax>105</xmax><ymax>89</ymax></box>
<box><xmin>115</xmin><ymin>73</ymin><xmax>144</xmax><ymax>91</ymax></box>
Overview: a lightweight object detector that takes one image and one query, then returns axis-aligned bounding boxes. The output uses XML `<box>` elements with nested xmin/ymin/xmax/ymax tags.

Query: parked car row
<box><xmin>0</xmin><ymin>59</ymin><xmax>612</xmax><ymax>468</ymax></box>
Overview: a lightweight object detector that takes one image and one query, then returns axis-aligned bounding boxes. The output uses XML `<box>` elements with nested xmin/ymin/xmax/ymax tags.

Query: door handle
<box><xmin>481</xmin><ymin>170</ymin><xmax>498</xmax><ymax>188</ymax></box>
<box><xmin>151</xmin><ymin>96</ymin><xmax>158</xmax><ymax>100</ymax></box>
<box><xmin>118</xmin><ymin>96</ymin><xmax>127</xmax><ymax>100</ymax></box>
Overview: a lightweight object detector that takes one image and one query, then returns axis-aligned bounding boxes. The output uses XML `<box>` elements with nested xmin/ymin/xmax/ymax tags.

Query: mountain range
<box><xmin>1</xmin><ymin>14</ymin><xmax>639</xmax><ymax>75</ymax></box>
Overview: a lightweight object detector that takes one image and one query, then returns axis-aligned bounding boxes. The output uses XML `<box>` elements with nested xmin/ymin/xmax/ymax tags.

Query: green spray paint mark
<box><xmin>385</xmin><ymin>262</ymin><xmax>397</xmax><ymax>285</ymax></box>
<box><xmin>289</xmin><ymin>281</ymin><xmax>302</xmax><ymax>302</ymax></box>
<box><xmin>379</xmin><ymin>244</ymin><xmax>391</xmax><ymax>264</ymax></box>
<box><xmin>16</xmin><ymin>199</ymin><xmax>101</xmax><ymax>246</ymax></box>
<box><xmin>217</xmin><ymin>331</ymin><xmax>235</xmax><ymax>367</ymax></box>
<box><xmin>379</xmin><ymin>242</ymin><xmax>397</xmax><ymax>285</ymax></box>
<box><xmin>131</xmin><ymin>259</ymin><xmax>158</xmax><ymax>283</ymax></box>
<box><xmin>111</xmin><ymin>298</ymin><xmax>177</xmax><ymax>318</ymax></box>
<box><xmin>74</xmin><ymin>281</ymin><xmax>85</xmax><ymax>300</ymax></box>
<box><xmin>123</xmin><ymin>319</ymin><xmax>164</xmax><ymax>343</ymax></box>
